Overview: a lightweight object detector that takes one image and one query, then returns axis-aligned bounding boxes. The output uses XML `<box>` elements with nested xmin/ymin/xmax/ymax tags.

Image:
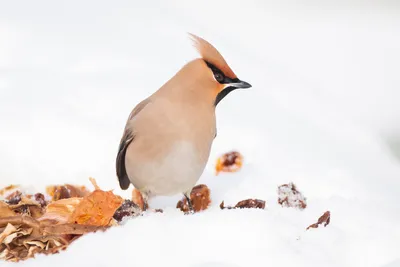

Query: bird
<box><xmin>116</xmin><ymin>33</ymin><xmax>251</xmax><ymax>213</ymax></box>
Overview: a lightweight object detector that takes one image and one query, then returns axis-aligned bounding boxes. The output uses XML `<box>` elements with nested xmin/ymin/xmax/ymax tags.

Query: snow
<box><xmin>1</xmin><ymin>0</ymin><xmax>400</xmax><ymax>266</ymax></box>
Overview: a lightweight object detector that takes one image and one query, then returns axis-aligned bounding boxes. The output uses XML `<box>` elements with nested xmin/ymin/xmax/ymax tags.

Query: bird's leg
<box><xmin>184</xmin><ymin>193</ymin><xmax>194</xmax><ymax>214</ymax></box>
<box><xmin>141</xmin><ymin>192</ymin><xmax>149</xmax><ymax>212</ymax></box>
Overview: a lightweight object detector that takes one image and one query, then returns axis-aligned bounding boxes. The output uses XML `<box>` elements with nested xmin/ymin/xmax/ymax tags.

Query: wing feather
<box><xmin>116</xmin><ymin>98</ymin><xmax>151</xmax><ymax>190</ymax></box>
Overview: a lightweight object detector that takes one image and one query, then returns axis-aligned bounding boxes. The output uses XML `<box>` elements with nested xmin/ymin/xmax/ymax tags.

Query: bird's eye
<box><xmin>214</xmin><ymin>73</ymin><xmax>224</xmax><ymax>83</ymax></box>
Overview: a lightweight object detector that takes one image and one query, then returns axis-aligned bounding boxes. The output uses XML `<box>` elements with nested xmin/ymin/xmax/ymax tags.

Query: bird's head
<box><xmin>188</xmin><ymin>33</ymin><xmax>252</xmax><ymax>106</ymax></box>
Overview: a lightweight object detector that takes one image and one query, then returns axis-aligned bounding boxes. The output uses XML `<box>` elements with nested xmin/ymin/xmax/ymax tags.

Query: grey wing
<box><xmin>116</xmin><ymin>98</ymin><xmax>151</xmax><ymax>190</ymax></box>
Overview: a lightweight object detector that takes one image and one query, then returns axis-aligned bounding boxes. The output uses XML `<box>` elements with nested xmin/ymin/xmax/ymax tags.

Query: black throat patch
<box><xmin>205</xmin><ymin>61</ymin><xmax>239</xmax><ymax>106</ymax></box>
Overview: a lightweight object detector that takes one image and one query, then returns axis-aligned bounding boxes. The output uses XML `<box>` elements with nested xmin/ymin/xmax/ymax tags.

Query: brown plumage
<box><xmin>188</xmin><ymin>33</ymin><xmax>237</xmax><ymax>79</ymax></box>
<box><xmin>116</xmin><ymin>33</ymin><xmax>251</xmax><ymax>212</ymax></box>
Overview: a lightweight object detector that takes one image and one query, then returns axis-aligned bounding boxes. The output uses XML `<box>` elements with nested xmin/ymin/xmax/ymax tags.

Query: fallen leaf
<box><xmin>307</xmin><ymin>211</ymin><xmax>331</xmax><ymax>230</ymax></box>
<box><xmin>277</xmin><ymin>182</ymin><xmax>307</xmax><ymax>210</ymax></box>
<box><xmin>69</xmin><ymin>190</ymin><xmax>123</xmax><ymax>226</ymax></box>
<box><xmin>0</xmin><ymin>185</ymin><xmax>19</xmax><ymax>197</ymax></box>
<box><xmin>34</xmin><ymin>193</ymin><xmax>47</xmax><ymax>208</ymax></box>
<box><xmin>0</xmin><ymin>202</ymin><xmax>16</xmax><ymax>218</ymax></box>
<box><xmin>8</xmin><ymin>196</ymin><xmax>44</xmax><ymax>219</ymax></box>
<box><xmin>220</xmin><ymin>199</ymin><xmax>266</xmax><ymax>210</ymax></box>
<box><xmin>5</xmin><ymin>191</ymin><xmax>22</xmax><ymax>204</ymax></box>
<box><xmin>0</xmin><ymin>216</ymin><xmax>41</xmax><ymax>236</ymax></box>
<box><xmin>42</xmin><ymin>223</ymin><xmax>108</xmax><ymax>235</ymax></box>
<box><xmin>39</xmin><ymin>198</ymin><xmax>82</xmax><ymax>224</ymax></box>
<box><xmin>0</xmin><ymin>223</ymin><xmax>18</xmax><ymax>243</ymax></box>
<box><xmin>46</xmin><ymin>184</ymin><xmax>90</xmax><ymax>201</ymax></box>
<box><xmin>3</xmin><ymin>227</ymin><xmax>33</xmax><ymax>244</ymax></box>
<box><xmin>215</xmin><ymin>151</ymin><xmax>243</xmax><ymax>175</ymax></box>
<box><xmin>176</xmin><ymin>184</ymin><xmax>211</xmax><ymax>213</ymax></box>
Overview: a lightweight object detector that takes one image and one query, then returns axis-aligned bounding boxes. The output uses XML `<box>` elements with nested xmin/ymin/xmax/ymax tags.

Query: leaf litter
<box><xmin>0</xmin><ymin>150</ymin><xmax>328</xmax><ymax>262</ymax></box>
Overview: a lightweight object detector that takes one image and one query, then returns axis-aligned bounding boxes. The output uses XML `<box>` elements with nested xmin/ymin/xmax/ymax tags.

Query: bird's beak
<box><xmin>228</xmin><ymin>79</ymin><xmax>252</xmax><ymax>89</ymax></box>
<box><xmin>215</xmin><ymin>78</ymin><xmax>252</xmax><ymax>106</ymax></box>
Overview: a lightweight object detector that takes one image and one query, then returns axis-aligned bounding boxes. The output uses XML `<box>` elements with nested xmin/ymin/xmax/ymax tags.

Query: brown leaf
<box><xmin>69</xmin><ymin>190</ymin><xmax>123</xmax><ymax>226</ymax></box>
<box><xmin>0</xmin><ymin>216</ymin><xmax>41</xmax><ymax>236</ymax></box>
<box><xmin>277</xmin><ymin>182</ymin><xmax>307</xmax><ymax>210</ymax></box>
<box><xmin>0</xmin><ymin>223</ymin><xmax>18</xmax><ymax>243</ymax></box>
<box><xmin>306</xmin><ymin>211</ymin><xmax>331</xmax><ymax>230</ymax></box>
<box><xmin>5</xmin><ymin>191</ymin><xmax>22</xmax><ymax>205</ymax></box>
<box><xmin>42</xmin><ymin>224</ymin><xmax>108</xmax><ymax>235</ymax></box>
<box><xmin>46</xmin><ymin>184</ymin><xmax>90</xmax><ymax>201</ymax></box>
<box><xmin>220</xmin><ymin>199</ymin><xmax>266</xmax><ymax>210</ymax></box>
<box><xmin>39</xmin><ymin>197</ymin><xmax>82</xmax><ymax>224</ymax></box>
<box><xmin>0</xmin><ymin>185</ymin><xmax>19</xmax><ymax>197</ymax></box>
<box><xmin>8</xmin><ymin>196</ymin><xmax>44</xmax><ymax>219</ymax></box>
<box><xmin>0</xmin><ymin>202</ymin><xmax>16</xmax><ymax>218</ymax></box>
<box><xmin>176</xmin><ymin>184</ymin><xmax>211</xmax><ymax>213</ymax></box>
<box><xmin>215</xmin><ymin>151</ymin><xmax>243</xmax><ymax>175</ymax></box>
<box><xmin>28</xmin><ymin>206</ymin><xmax>45</xmax><ymax>219</ymax></box>
<box><xmin>3</xmin><ymin>227</ymin><xmax>33</xmax><ymax>245</ymax></box>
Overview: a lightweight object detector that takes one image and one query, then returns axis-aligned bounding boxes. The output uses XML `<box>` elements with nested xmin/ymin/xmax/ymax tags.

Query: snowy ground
<box><xmin>1</xmin><ymin>1</ymin><xmax>400</xmax><ymax>266</ymax></box>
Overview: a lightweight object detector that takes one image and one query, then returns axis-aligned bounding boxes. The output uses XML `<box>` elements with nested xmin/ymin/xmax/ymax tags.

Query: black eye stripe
<box><xmin>205</xmin><ymin>61</ymin><xmax>233</xmax><ymax>84</ymax></box>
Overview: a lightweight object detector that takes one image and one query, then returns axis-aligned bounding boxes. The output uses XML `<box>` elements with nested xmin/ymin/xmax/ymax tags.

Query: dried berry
<box><xmin>220</xmin><ymin>199</ymin><xmax>266</xmax><ymax>210</ymax></box>
<box><xmin>277</xmin><ymin>182</ymin><xmax>307</xmax><ymax>210</ymax></box>
<box><xmin>34</xmin><ymin>193</ymin><xmax>47</xmax><ymax>208</ymax></box>
<box><xmin>5</xmin><ymin>191</ymin><xmax>22</xmax><ymax>205</ymax></box>
<box><xmin>215</xmin><ymin>151</ymin><xmax>243</xmax><ymax>175</ymax></box>
<box><xmin>113</xmin><ymin>200</ymin><xmax>141</xmax><ymax>222</ymax></box>
<box><xmin>177</xmin><ymin>184</ymin><xmax>211</xmax><ymax>213</ymax></box>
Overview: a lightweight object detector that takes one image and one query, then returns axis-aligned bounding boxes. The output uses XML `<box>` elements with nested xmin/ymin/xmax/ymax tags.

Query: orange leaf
<box><xmin>69</xmin><ymin>190</ymin><xmax>123</xmax><ymax>226</ymax></box>
<box><xmin>39</xmin><ymin>198</ymin><xmax>82</xmax><ymax>224</ymax></box>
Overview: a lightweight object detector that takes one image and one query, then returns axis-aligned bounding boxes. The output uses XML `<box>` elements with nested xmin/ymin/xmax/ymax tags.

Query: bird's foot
<box><xmin>184</xmin><ymin>193</ymin><xmax>195</xmax><ymax>215</ymax></box>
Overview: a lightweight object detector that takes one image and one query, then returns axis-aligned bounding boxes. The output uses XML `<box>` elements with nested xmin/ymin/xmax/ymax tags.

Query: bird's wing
<box><xmin>116</xmin><ymin>98</ymin><xmax>151</xmax><ymax>190</ymax></box>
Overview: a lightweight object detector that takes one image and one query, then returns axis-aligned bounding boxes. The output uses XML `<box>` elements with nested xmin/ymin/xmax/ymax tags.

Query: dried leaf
<box><xmin>0</xmin><ymin>223</ymin><xmax>18</xmax><ymax>243</ymax></box>
<box><xmin>5</xmin><ymin>191</ymin><xmax>22</xmax><ymax>205</ymax></box>
<box><xmin>0</xmin><ymin>202</ymin><xmax>16</xmax><ymax>218</ymax></box>
<box><xmin>42</xmin><ymin>224</ymin><xmax>107</xmax><ymax>235</ymax></box>
<box><xmin>89</xmin><ymin>177</ymin><xmax>100</xmax><ymax>190</ymax></box>
<box><xmin>25</xmin><ymin>240</ymin><xmax>46</xmax><ymax>249</ymax></box>
<box><xmin>277</xmin><ymin>182</ymin><xmax>307</xmax><ymax>210</ymax></box>
<box><xmin>46</xmin><ymin>184</ymin><xmax>89</xmax><ymax>201</ymax></box>
<box><xmin>176</xmin><ymin>184</ymin><xmax>211</xmax><ymax>213</ymax></box>
<box><xmin>28</xmin><ymin>206</ymin><xmax>44</xmax><ymax>219</ymax></box>
<box><xmin>307</xmin><ymin>211</ymin><xmax>331</xmax><ymax>230</ymax></box>
<box><xmin>0</xmin><ymin>185</ymin><xmax>19</xmax><ymax>197</ymax></box>
<box><xmin>220</xmin><ymin>199</ymin><xmax>266</xmax><ymax>210</ymax></box>
<box><xmin>113</xmin><ymin>199</ymin><xmax>141</xmax><ymax>222</ymax></box>
<box><xmin>0</xmin><ymin>216</ymin><xmax>41</xmax><ymax>236</ymax></box>
<box><xmin>3</xmin><ymin>228</ymin><xmax>33</xmax><ymax>244</ymax></box>
<box><xmin>39</xmin><ymin>197</ymin><xmax>82</xmax><ymax>224</ymax></box>
<box><xmin>69</xmin><ymin>190</ymin><xmax>123</xmax><ymax>226</ymax></box>
<box><xmin>34</xmin><ymin>193</ymin><xmax>47</xmax><ymax>208</ymax></box>
<box><xmin>8</xmin><ymin>196</ymin><xmax>43</xmax><ymax>218</ymax></box>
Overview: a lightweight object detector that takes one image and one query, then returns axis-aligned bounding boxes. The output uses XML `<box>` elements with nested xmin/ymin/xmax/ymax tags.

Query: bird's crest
<box><xmin>188</xmin><ymin>33</ymin><xmax>237</xmax><ymax>79</ymax></box>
